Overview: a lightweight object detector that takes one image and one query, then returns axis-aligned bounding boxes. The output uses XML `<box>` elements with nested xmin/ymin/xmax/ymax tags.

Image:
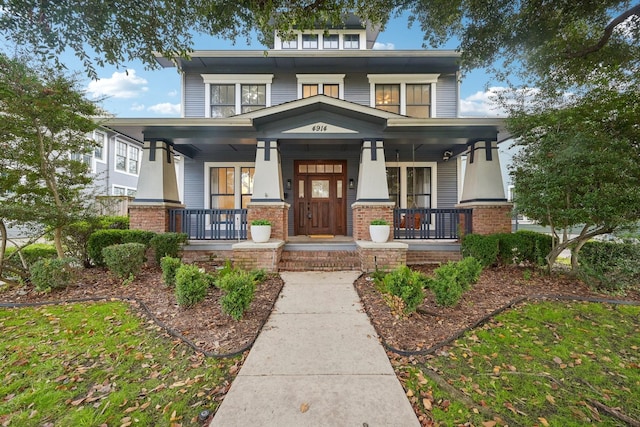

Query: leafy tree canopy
<box><xmin>0</xmin><ymin>0</ymin><xmax>638</xmax><ymax>86</ymax></box>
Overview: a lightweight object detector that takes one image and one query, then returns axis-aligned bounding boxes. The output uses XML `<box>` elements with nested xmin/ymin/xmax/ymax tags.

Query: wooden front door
<box><xmin>294</xmin><ymin>161</ymin><xmax>346</xmax><ymax>236</ymax></box>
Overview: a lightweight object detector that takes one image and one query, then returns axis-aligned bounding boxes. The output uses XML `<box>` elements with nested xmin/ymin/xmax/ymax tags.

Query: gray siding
<box><xmin>184</xmin><ymin>73</ymin><xmax>205</xmax><ymax>118</ymax></box>
<box><xmin>344</xmin><ymin>73</ymin><xmax>370</xmax><ymax>106</ymax></box>
<box><xmin>183</xmin><ymin>157</ymin><xmax>206</xmax><ymax>208</ymax></box>
<box><xmin>437</xmin><ymin>160</ymin><xmax>458</xmax><ymax>208</ymax></box>
<box><xmin>436</xmin><ymin>74</ymin><xmax>458</xmax><ymax>118</ymax></box>
<box><xmin>271</xmin><ymin>74</ymin><xmax>297</xmax><ymax>106</ymax></box>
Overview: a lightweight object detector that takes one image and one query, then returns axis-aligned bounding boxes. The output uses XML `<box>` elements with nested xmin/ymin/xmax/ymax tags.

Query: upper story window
<box><xmin>368</xmin><ymin>74</ymin><xmax>440</xmax><ymax>117</ymax></box>
<box><xmin>115</xmin><ymin>139</ymin><xmax>140</xmax><ymax>175</ymax></box>
<box><xmin>302</xmin><ymin>34</ymin><xmax>318</xmax><ymax>49</ymax></box>
<box><xmin>406</xmin><ymin>84</ymin><xmax>431</xmax><ymax>118</ymax></box>
<box><xmin>93</xmin><ymin>130</ymin><xmax>106</xmax><ymax>162</ymax></box>
<box><xmin>282</xmin><ymin>38</ymin><xmax>298</xmax><ymax>49</ymax></box>
<box><xmin>323</xmin><ymin>34</ymin><xmax>339</xmax><ymax>49</ymax></box>
<box><xmin>297</xmin><ymin>74</ymin><xmax>345</xmax><ymax>100</ymax></box>
<box><xmin>211</xmin><ymin>84</ymin><xmax>236</xmax><ymax>118</ymax></box>
<box><xmin>202</xmin><ymin>75</ymin><xmax>274</xmax><ymax>118</ymax></box>
<box><xmin>375</xmin><ymin>84</ymin><xmax>400</xmax><ymax>114</ymax></box>
<box><xmin>344</xmin><ymin>34</ymin><xmax>360</xmax><ymax>49</ymax></box>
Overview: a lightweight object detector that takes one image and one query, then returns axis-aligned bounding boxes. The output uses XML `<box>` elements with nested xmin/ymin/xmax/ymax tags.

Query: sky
<box><xmin>78</xmin><ymin>13</ymin><xmax>505</xmax><ymax>119</ymax></box>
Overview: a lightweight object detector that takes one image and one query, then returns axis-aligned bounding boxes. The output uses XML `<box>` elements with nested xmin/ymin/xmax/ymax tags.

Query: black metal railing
<box><xmin>169</xmin><ymin>209</ymin><xmax>248</xmax><ymax>240</ymax></box>
<box><xmin>393</xmin><ymin>208</ymin><xmax>472</xmax><ymax>239</ymax></box>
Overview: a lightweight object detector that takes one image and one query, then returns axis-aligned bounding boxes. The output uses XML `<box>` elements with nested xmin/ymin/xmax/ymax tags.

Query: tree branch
<box><xmin>565</xmin><ymin>4</ymin><xmax>640</xmax><ymax>58</ymax></box>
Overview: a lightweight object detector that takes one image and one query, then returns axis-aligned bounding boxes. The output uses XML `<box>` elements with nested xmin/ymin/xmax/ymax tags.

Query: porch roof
<box><xmin>102</xmin><ymin>96</ymin><xmax>504</xmax><ymax>158</ymax></box>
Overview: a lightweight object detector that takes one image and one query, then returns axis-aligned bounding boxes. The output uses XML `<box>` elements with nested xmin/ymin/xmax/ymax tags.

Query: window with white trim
<box><xmin>368</xmin><ymin>74</ymin><xmax>439</xmax><ymax>117</ymax></box>
<box><xmin>93</xmin><ymin>130</ymin><xmax>106</xmax><ymax>162</ymax></box>
<box><xmin>207</xmin><ymin>163</ymin><xmax>255</xmax><ymax>209</ymax></box>
<box><xmin>201</xmin><ymin>75</ymin><xmax>273</xmax><ymax>118</ymax></box>
<box><xmin>113</xmin><ymin>185</ymin><xmax>136</xmax><ymax>197</ymax></box>
<box><xmin>302</xmin><ymin>34</ymin><xmax>318</xmax><ymax>49</ymax></box>
<box><xmin>386</xmin><ymin>163</ymin><xmax>436</xmax><ymax>208</ymax></box>
<box><xmin>115</xmin><ymin>139</ymin><xmax>140</xmax><ymax>175</ymax></box>
<box><xmin>282</xmin><ymin>38</ymin><xmax>298</xmax><ymax>49</ymax></box>
<box><xmin>344</xmin><ymin>34</ymin><xmax>360</xmax><ymax>49</ymax></box>
<box><xmin>296</xmin><ymin>74</ymin><xmax>345</xmax><ymax>100</ymax></box>
<box><xmin>323</xmin><ymin>34</ymin><xmax>339</xmax><ymax>49</ymax></box>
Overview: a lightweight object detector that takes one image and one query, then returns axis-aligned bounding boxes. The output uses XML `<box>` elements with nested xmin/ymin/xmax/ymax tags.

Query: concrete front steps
<box><xmin>278</xmin><ymin>242</ymin><xmax>360</xmax><ymax>271</ymax></box>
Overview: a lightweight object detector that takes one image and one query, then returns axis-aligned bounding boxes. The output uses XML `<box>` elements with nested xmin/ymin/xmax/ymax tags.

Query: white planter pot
<box><xmin>369</xmin><ymin>225</ymin><xmax>390</xmax><ymax>243</ymax></box>
<box><xmin>251</xmin><ymin>225</ymin><xmax>271</xmax><ymax>243</ymax></box>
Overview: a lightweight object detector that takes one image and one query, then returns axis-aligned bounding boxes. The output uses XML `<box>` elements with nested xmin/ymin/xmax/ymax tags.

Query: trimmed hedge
<box><xmin>217</xmin><ymin>270</ymin><xmax>257</xmax><ymax>320</ymax></box>
<box><xmin>149</xmin><ymin>233</ymin><xmax>188</xmax><ymax>264</ymax></box>
<box><xmin>376</xmin><ymin>266</ymin><xmax>427</xmax><ymax>315</ymax></box>
<box><xmin>88</xmin><ymin>230</ymin><xmax>155</xmax><ymax>266</ymax></box>
<box><xmin>30</xmin><ymin>257</ymin><xmax>77</xmax><ymax>292</ymax></box>
<box><xmin>102</xmin><ymin>243</ymin><xmax>146</xmax><ymax>281</ymax></box>
<box><xmin>62</xmin><ymin>216</ymin><xmax>129</xmax><ymax>266</ymax></box>
<box><xmin>426</xmin><ymin>257</ymin><xmax>483</xmax><ymax>307</ymax></box>
<box><xmin>160</xmin><ymin>256</ymin><xmax>182</xmax><ymax>287</ymax></box>
<box><xmin>579</xmin><ymin>241</ymin><xmax>640</xmax><ymax>293</ymax></box>
<box><xmin>175</xmin><ymin>264</ymin><xmax>210</xmax><ymax>307</ymax></box>
<box><xmin>5</xmin><ymin>243</ymin><xmax>57</xmax><ymax>269</ymax></box>
<box><xmin>462</xmin><ymin>231</ymin><xmax>552</xmax><ymax>267</ymax></box>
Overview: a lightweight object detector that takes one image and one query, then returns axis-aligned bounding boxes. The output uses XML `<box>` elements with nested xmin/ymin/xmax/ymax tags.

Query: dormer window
<box><xmin>344</xmin><ymin>34</ymin><xmax>360</xmax><ymax>49</ymax></box>
<box><xmin>282</xmin><ymin>38</ymin><xmax>298</xmax><ymax>49</ymax></box>
<box><xmin>302</xmin><ymin>34</ymin><xmax>318</xmax><ymax>49</ymax></box>
<box><xmin>323</xmin><ymin>34</ymin><xmax>339</xmax><ymax>49</ymax></box>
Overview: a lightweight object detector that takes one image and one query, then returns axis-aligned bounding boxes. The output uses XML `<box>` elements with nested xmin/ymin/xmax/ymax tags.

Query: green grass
<box><xmin>400</xmin><ymin>301</ymin><xmax>640</xmax><ymax>426</ymax></box>
<box><xmin>0</xmin><ymin>302</ymin><xmax>238</xmax><ymax>426</ymax></box>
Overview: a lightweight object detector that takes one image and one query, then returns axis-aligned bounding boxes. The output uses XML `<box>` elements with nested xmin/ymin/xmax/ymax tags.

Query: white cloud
<box><xmin>147</xmin><ymin>102</ymin><xmax>181</xmax><ymax>115</ymax></box>
<box><xmin>459</xmin><ymin>88</ymin><xmax>506</xmax><ymax>117</ymax></box>
<box><xmin>168</xmin><ymin>90</ymin><xmax>178</xmax><ymax>97</ymax></box>
<box><xmin>373</xmin><ymin>42</ymin><xmax>395</xmax><ymax>50</ymax></box>
<box><xmin>130</xmin><ymin>103</ymin><xmax>145</xmax><ymax>111</ymax></box>
<box><xmin>86</xmin><ymin>69</ymin><xmax>148</xmax><ymax>99</ymax></box>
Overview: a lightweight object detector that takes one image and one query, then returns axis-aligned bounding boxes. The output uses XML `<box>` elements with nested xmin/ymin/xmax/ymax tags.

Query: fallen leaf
<box><xmin>546</xmin><ymin>394</ymin><xmax>556</xmax><ymax>405</ymax></box>
<box><xmin>406</xmin><ymin>389</ymin><xmax>414</xmax><ymax>397</ymax></box>
<box><xmin>423</xmin><ymin>398</ymin><xmax>432</xmax><ymax>411</ymax></box>
<box><xmin>482</xmin><ymin>421</ymin><xmax>496</xmax><ymax>427</ymax></box>
<box><xmin>538</xmin><ymin>417</ymin><xmax>550</xmax><ymax>426</ymax></box>
<box><xmin>553</xmin><ymin>356</ymin><xmax>563</xmax><ymax>365</ymax></box>
<box><xmin>300</xmin><ymin>403</ymin><xmax>310</xmax><ymax>413</ymax></box>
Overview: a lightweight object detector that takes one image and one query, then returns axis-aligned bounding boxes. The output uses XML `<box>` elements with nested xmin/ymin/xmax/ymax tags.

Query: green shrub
<box><xmin>88</xmin><ymin>230</ymin><xmax>155</xmax><ymax>266</ymax></box>
<box><xmin>217</xmin><ymin>270</ymin><xmax>256</xmax><ymax>320</ymax></box>
<box><xmin>5</xmin><ymin>243</ymin><xmax>57</xmax><ymax>269</ymax></box>
<box><xmin>160</xmin><ymin>256</ymin><xmax>182</xmax><ymax>287</ymax></box>
<box><xmin>149</xmin><ymin>233</ymin><xmax>188</xmax><ymax>264</ymax></box>
<box><xmin>60</xmin><ymin>216</ymin><xmax>129</xmax><ymax>267</ymax></box>
<box><xmin>97</xmin><ymin>216</ymin><xmax>129</xmax><ymax>229</ymax></box>
<box><xmin>579</xmin><ymin>241</ymin><xmax>640</xmax><ymax>293</ymax></box>
<box><xmin>30</xmin><ymin>258</ymin><xmax>77</xmax><ymax>292</ymax></box>
<box><xmin>102</xmin><ymin>243</ymin><xmax>146</xmax><ymax>281</ymax></box>
<box><xmin>377</xmin><ymin>266</ymin><xmax>426</xmax><ymax>315</ymax></box>
<box><xmin>251</xmin><ymin>219</ymin><xmax>271</xmax><ymax>226</ymax></box>
<box><xmin>175</xmin><ymin>264</ymin><xmax>210</xmax><ymax>307</ymax></box>
<box><xmin>461</xmin><ymin>234</ymin><xmax>500</xmax><ymax>267</ymax></box>
<box><xmin>427</xmin><ymin>257</ymin><xmax>483</xmax><ymax>307</ymax></box>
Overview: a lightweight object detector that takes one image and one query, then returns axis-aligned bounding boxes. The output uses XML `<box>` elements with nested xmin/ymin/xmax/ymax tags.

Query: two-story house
<box><xmin>106</xmin><ymin>17</ymin><xmax>510</xmax><ymax>271</ymax></box>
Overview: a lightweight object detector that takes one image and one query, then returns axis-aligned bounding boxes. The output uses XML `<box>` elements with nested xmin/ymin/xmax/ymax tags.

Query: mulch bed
<box><xmin>2</xmin><ymin>262</ymin><xmax>638</xmax><ymax>359</ymax></box>
<box><xmin>0</xmin><ymin>263</ymin><xmax>284</xmax><ymax>356</ymax></box>
<box><xmin>355</xmin><ymin>264</ymin><xmax>640</xmax><ymax>354</ymax></box>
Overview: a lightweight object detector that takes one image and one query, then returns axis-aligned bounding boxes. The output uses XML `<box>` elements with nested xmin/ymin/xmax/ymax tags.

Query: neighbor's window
<box><xmin>115</xmin><ymin>140</ymin><xmax>140</xmax><ymax>175</ymax></box>
<box><xmin>93</xmin><ymin>130</ymin><xmax>106</xmax><ymax>161</ymax></box>
<box><xmin>211</xmin><ymin>84</ymin><xmax>236</xmax><ymax>117</ymax></box>
<box><xmin>375</xmin><ymin>84</ymin><xmax>400</xmax><ymax>114</ymax></box>
<box><xmin>406</xmin><ymin>84</ymin><xmax>431</xmax><ymax>118</ymax></box>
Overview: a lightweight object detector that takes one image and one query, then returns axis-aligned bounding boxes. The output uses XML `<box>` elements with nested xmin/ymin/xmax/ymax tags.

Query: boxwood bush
<box><xmin>579</xmin><ymin>241</ymin><xmax>640</xmax><ymax>293</ymax></box>
<box><xmin>30</xmin><ymin>257</ymin><xmax>77</xmax><ymax>292</ymax></box>
<box><xmin>61</xmin><ymin>215</ymin><xmax>129</xmax><ymax>267</ymax></box>
<box><xmin>102</xmin><ymin>243</ymin><xmax>146</xmax><ymax>281</ymax></box>
<box><xmin>160</xmin><ymin>256</ymin><xmax>182</xmax><ymax>287</ymax></box>
<box><xmin>426</xmin><ymin>257</ymin><xmax>483</xmax><ymax>307</ymax></box>
<box><xmin>462</xmin><ymin>231</ymin><xmax>552</xmax><ymax>267</ymax></box>
<box><xmin>217</xmin><ymin>270</ymin><xmax>257</xmax><ymax>320</ymax></box>
<box><xmin>149</xmin><ymin>232</ymin><xmax>188</xmax><ymax>264</ymax></box>
<box><xmin>376</xmin><ymin>266</ymin><xmax>427</xmax><ymax>315</ymax></box>
<box><xmin>5</xmin><ymin>243</ymin><xmax>57</xmax><ymax>269</ymax></box>
<box><xmin>88</xmin><ymin>230</ymin><xmax>155</xmax><ymax>266</ymax></box>
<box><xmin>175</xmin><ymin>264</ymin><xmax>210</xmax><ymax>307</ymax></box>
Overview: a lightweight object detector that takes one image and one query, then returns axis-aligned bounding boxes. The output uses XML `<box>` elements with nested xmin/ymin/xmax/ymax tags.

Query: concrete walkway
<box><xmin>210</xmin><ymin>271</ymin><xmax>420</xmax><ymax>427</ymax></box>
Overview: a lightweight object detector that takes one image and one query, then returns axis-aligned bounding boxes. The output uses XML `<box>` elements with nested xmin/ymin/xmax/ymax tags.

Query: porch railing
<box><xmin>169</xmin><ymin>209</ymin><xmax>248</xmax><ymax>240</ymax></box>
<box><xmin>393</xmin><ymin>208</ymin><xmax>472</xmax><ymax>240</ymax></box>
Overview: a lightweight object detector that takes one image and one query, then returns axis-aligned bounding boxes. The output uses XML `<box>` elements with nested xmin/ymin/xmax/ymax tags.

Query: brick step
<box><xmin>278</xmin><ymin>250</ymin><xmax>360</xmax><ymax>271</ymax></box>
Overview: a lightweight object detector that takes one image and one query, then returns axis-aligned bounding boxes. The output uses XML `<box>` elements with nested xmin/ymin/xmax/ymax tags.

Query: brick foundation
<box><xmin>129</xmin><ymin>204</ymin><xmax>183</xmax><ymax>233</ymax></box>
<box><xmin>352</xmin><ymin>202</ymin><xmax>395</xmax><ymax>241</ymax></box>
<box><xmin>356</xmin><ymin>241</ymin><xmax>408</xmax><ymax>272</ymax></box>
<box><xmin>247</xmin><ymin>202</ymin><xmax>289</xmax><ymax>241</ymax></box>
<box><xmin>467</xmin><ymin>204</ymin><xmax>513</xmax><ymax>235</ymax></box>
<box><xmin>406</xmin><ymin>250</ymin><xmax>462</xmax><ymax>264</ymax></box>
<box><xmin>232</xmin><ymin>241</ymin><xmax>285</xmax><ymax>273</ymax></box>
<box><xmin>180</xmin><ymin>250</ymin><xmax>232</xmax><ymax>265</ymax></box>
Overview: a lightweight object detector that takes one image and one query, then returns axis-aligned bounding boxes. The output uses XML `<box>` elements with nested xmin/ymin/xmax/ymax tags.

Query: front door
<box><xmin>294</xmin><ymin>161</ymin><xmax>346</xmax><ymax>236</ymax></box>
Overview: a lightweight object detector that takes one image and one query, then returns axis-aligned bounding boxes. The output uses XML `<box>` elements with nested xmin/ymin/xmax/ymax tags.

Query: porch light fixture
<box><xmin>286</xmin><ymin>179</ymin><xmax>292</xmax><ymax>190</ymax></box>
<box><xmin>443</xmin><ymin>150</ymin><xmax>453</xmax><ymax>161</ymax></box>
<box><xmin>348</xmin><ymin>178</ymin><xmax>355</xmax><ymax>189</ymax></box>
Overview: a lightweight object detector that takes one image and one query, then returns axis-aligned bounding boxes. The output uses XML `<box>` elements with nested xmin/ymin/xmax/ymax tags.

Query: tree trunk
<box><xmin>53</xmin><ymin>227</ymin><xmax>64</xmax><ymax>259</ymax></box>
<box><xmin>570</xmin><ymin>238</ymin><xmax>589</xmax><ymax>271</ymax></box>
<box><xmin>0</xmin><ymin>219</ymin><xmax>6</xmax><ymax>277</ymax></box>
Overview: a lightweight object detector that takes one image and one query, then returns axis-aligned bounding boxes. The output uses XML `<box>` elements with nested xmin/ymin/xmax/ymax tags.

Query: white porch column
<box><xmin>356</xmin><ymin>140</ymin><xmax>389</xmax><ymax>201</ymax></box>
<box><xmin>134</xmin><ymin>139</ymin><xmax>181</xmax><ymax>204</ymax></box>
<box><xmin>129</xmin><ymin>139</ymin><xmax>183</xmax><ymax>233</ymax></box>
<box><xmin>251</xmin><ymin>140</ymin><xmax>283</xmax><ymax>202</ymax></box>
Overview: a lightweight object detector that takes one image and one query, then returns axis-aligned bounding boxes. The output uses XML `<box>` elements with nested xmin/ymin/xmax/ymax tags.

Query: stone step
<box><xmin>278</xmin><ymin>250</ymin><xmax>360</xmax><ymax>271</ymax></box>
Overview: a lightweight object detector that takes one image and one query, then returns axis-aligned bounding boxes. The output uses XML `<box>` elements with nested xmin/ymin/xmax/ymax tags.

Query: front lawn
<box><xmin>0</xmin><ymin>301</ymin><xmax>239</xmax><ymax>426</ymax></box>
<box><xmin>396</xmin><ymin>301</ymin><xmax>640</xmax><ymax>426</ymax></box>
